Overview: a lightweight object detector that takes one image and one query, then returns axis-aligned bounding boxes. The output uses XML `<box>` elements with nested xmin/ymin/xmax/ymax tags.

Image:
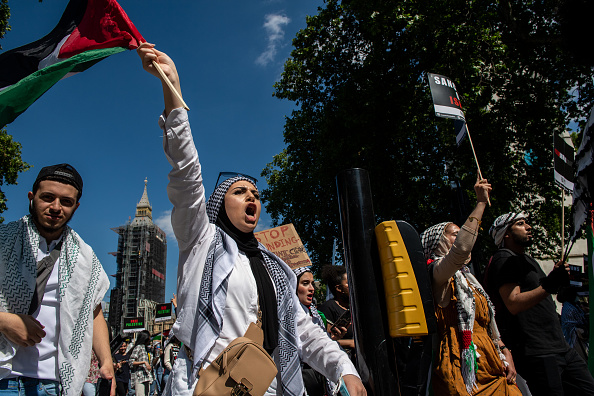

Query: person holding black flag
<box><xmin>485</xmin><ymin>213</ymin><xmax>594</xmax><ymax>395</ymax></box>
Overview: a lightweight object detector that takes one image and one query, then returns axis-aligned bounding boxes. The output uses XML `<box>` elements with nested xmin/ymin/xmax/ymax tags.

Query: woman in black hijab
<box><xmin>138</xmin><ymin>43</ymin><xmax>366</xmax><ymax>396</ymax></box>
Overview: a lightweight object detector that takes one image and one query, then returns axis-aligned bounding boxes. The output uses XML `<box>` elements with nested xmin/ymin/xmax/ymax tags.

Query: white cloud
<box><xmin>155</xmin><ymin>210</ymin><xmax>176</xmax><ymax>245</ymax></box>
<box><xmin>255</xmin><ymin>217</ymin><xmax>273</xmax><ymax>232</ymax></box>
<box><xmin>256</xmin><ymin>14</ymin><xmax>290</xmax><ymax>66</ymax></box>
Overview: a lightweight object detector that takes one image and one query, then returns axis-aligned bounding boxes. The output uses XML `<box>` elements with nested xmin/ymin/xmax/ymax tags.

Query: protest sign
<box><xmin>255</xmin><ymin>223</ymin><xmax>312</xmax><ymax>269</ymax></box>
<box><xmin>428</xmin><ymin>73</ymin><xmax>466</xmax><ymax>121</ymax></box>
<box><xmin>123</xmin><ymin>317</ymin><xmax>145</xmax><ymax>333</ymax></box>
<box><xmin>554</xmin><ymin>134</ymin><xmax>575</xmax><ymax>192</ymax></box>
<box><xmin>155</xmin><ymin>303</ymin><xmax>173</xmax><ymax>322</ymax></box>
<box><xmin>427</xmin><ymin>72</ymin><xmax>489</xmax><ymax>205</ymax></box>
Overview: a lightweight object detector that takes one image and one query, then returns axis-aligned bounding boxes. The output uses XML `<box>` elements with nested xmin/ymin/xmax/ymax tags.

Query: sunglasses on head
<box><xmin>215</xmin><ymin>171</ymin><xmax>258</xmax><ymax>190</ymax></box>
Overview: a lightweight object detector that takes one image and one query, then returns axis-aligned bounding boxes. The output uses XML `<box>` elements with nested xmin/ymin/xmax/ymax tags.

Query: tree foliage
<box><xmin>262</xmin><ymin>0</ymin><xmax>594</xmax><ymax>272</ymax></box>
<box><xmin>0</xmin><ymin>0</ymin><xmax>31</xmax><ymax>223</ymax></box>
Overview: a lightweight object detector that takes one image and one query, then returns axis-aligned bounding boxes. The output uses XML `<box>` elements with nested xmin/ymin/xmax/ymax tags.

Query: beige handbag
<box><xmin>193</xmin><ymin>311</ymin><xmax>277</xmax><ymax>396</ymax></box>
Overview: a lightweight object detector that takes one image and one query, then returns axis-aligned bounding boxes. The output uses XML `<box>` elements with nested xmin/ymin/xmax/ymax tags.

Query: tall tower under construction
<box><xmin>108</xmin><ymin>179</ymin><xmax>167</xmax><ymax>335</ymax></box>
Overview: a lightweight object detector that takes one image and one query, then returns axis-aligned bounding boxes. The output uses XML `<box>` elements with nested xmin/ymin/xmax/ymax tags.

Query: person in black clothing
<box><xmin>485</xmin><ymin>212</ymin><xmax>594</xmax><ymax>395</ymax></box>
<box><xmin>113</xmin><ymin>341</ymin><xmax>131</xmax><ymax>396</ymax></box>
<box><xmin>318</xmin><ymin>265</ymin><xmax>354</xmax><ymax>358</ymax></box>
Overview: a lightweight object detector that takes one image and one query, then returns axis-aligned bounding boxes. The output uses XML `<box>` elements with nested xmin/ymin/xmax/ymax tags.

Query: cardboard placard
<box><xmin>255</xmin><ymin>223</ymin><xmax>312</xmax><ymax>269</ymax></box>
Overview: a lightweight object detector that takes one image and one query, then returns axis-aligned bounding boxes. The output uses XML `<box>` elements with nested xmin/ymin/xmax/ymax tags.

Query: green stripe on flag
<box><xmin>0</xmin><ymin>46</ymin><xmax>127</xmax><ymax>128</ymax></box>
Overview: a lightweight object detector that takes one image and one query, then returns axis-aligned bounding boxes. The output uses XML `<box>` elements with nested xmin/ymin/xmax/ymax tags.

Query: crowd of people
<box><xmin>107</xmin><ymin>334</ymin><xmax>180</xmax><ymax>396</ymax></box>
<box><xmin>0</xmin><ymin>40</ymin><xmax>592</xmax><ymax>396</ymax></box>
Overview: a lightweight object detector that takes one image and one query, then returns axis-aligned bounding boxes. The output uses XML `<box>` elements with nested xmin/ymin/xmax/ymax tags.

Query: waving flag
<box><xmin>571</xmin><ymin>106</ymin><xmax>594</xmax><ymax>241</ymax></box>
<box><xmin>0</xmin><ymin>0</ymin><xmax>144</xmax><ymax>128</ymax></box>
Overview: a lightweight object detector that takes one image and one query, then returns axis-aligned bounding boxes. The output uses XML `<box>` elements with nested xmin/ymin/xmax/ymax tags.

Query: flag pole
<box><xmin>465</xmin><ymin>124</ymin><xmax>491</xmax><ymax>206</ymax></box>
<box><xmin>152</xmin><ymin>61</ymin><xmax>190</xmax><ymax>111</ymax></box>
<box><xmin>561</xmin><ymin>188</ymin><xmax>565</xmax><ymax>260</ymax></box>
<box><xmin>587</xmin><ymin>206</ymin><xmax>594</xmax><ymax>374</ymax></box>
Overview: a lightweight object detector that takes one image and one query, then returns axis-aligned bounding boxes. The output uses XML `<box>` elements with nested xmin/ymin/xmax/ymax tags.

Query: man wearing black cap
<box><xmin>0</xmin><ymin>164</ymin><xmax>115</xmax><ymax>396</ymax></box>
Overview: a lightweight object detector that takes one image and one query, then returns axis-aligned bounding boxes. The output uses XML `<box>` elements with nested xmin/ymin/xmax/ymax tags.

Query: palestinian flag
<box><xmin>0</xmin><ymin>0</ymin><xmax>144</xmax><ymax>128</ymax></box>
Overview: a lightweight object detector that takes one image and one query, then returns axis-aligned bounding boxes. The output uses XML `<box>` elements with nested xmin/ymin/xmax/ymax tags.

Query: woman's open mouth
<box><xmin>245</xmin><ymin>203</ymin><xmax>257</xmax><ymax>223</ymax></box>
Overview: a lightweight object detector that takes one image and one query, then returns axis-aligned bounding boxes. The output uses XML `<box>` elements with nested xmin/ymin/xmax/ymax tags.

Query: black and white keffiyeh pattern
<box><xmin>489</xmin><ymin>212</ymin><xmax>527</xmax><ymax>247</ymax></box>
<box><xmin>195</xmin><ymin>176</ymin><xmax>304</xmax><ymax>396</ymax></box>
<box><xmin>293</xmin><ymin>267</ymin><xmax>324</xmax><ymax>328</ymax></box>
<box><xmin>293</xmin><ymin>266</ymin><xmax>310</xmax><ymax>279</ymax></box>
<box><xmin>422</xmin><ymin>221</ymin><xmax>504</xmax><ymax>394</ymax></box>
<box><xmin>0</xmin><ymin>216</ymin><xmax>109</xmax><ymax>396</ymax></box>
<box><xmin>420</xmin><ymin>222</ymin><xmax>451</xmax><ymax>260</ymax></box>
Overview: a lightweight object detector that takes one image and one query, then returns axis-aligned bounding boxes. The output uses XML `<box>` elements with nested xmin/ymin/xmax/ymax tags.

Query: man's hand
<box><xmin>329</xmin><ymin>326</ymin><xmax>347</xmax><ymax>341</ymax></box>
<box><xmin>554</xmin><ymin>260</ymin><xmax>570</xmax><ymax>273</ymax></box>
<box><xmin>171</xmin><ymin>293</ymin><xmax>177</xmax><ymax>309</ymax></box>
<box><xmin>343</xmin><ymin>375</ymin><xmax>367</xmax><ymax>395</ymax></box>
<box><xmin>98</xmin><ymin>363</ymin><xmax>116</xmax><ymax>396</ymax></box>
<box><xmin>541</xmin><ymin>260</ymin><xmax>570</xmax><ymax>294</ymax></box>
<box><xmin>0</xmin><ymin>312</ymin><xmax>45</xmax><ymax>347</ymax></box>
<box><xmin>93</xmin><ymin>306</ymin><xmax>115</xmax><ymax>396</ymax></box>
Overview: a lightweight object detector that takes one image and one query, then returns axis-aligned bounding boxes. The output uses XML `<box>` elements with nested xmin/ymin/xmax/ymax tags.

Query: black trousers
<box><xmin>516</xmin><ymin>348</ymin><xmax>594</xmax><ymax>395</ymax></box>
<box><xmin>302</xmin><ymin>366</ymin><xmax>326</xmax><ymax>396</ymax></box>
<box><xmin>115</xmin><ymin>381</ymin><xmax>128</xmax><ymax>396</ymax></box>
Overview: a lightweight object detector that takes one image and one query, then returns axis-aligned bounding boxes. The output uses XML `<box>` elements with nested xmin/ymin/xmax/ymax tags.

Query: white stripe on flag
<box><xmin>38</xmin><ymin>35</ymin><xmax>71</xmax><ymax>70</ymax></box>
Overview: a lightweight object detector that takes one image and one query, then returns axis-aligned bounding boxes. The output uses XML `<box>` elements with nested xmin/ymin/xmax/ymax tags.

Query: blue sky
<box><xmin>2</xmin><ymin>0</ymin><xmax>323</xmax><ymax>304</ymax></box>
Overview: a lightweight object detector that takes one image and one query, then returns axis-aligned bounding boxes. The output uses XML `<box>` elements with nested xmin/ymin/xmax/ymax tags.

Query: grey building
<box><xmin>108</xmin><ymin>179</ymin><xmax>167</xmax><ymax>335</ymax></box>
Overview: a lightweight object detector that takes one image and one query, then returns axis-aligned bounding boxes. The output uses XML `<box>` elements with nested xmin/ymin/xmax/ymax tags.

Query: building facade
<box><xmin>108</xmin><ymin>179</ymin><xmax>167</xmax><ymax>335</ymax></box>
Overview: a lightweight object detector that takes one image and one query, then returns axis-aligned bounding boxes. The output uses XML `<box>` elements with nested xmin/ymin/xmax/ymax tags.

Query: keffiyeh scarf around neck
<box><xmin>421</xmin><ymin>222</ymin><xmax>504</xmax><ymax>394</ymax></box>
<box><xmin>0</xmin><ymin>215</ymin><xmax>109</xmax><ymax>396</ymax></box>
<box><xmin>293</xmin><ymin>267</ymin><xmax>337</xmax><ymax>395</ymax></box>
<box><xmin>191</xmin><ymin>176</ymin><xmax>304</xmax><ymax>396</ymax></box>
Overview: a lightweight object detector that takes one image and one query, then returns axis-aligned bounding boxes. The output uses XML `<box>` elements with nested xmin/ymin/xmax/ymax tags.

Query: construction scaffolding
<box><xmin>108</xmin><ymin>180</ymin><xmax>167</xmax><ymax>336</ymax></box>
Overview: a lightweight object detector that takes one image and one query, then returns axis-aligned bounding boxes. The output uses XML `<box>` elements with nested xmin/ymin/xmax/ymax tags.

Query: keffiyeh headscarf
<box><xmin>293</xmin><ymin>266</ymin><xmax>324</xmax><ymax>328</ymax></box>
<box><xmin>420</xmin><ymin>222</ymin><xmax>452</xmax><ymax>261</ymax></box>
<box><xmin>194</xmin><ymin>176</ymin><xmax>304</xmax><ymax>396</ymax></box>
<box><xmin>489</xmin><ymin>212</ymin><xmax>527</xmax><ymax>247</ymax></box>
<box><xmin>421</xmin><ymin>221</ymin><xmax>504</xmax><ymax>394</ymax></box>
<box><xmin>292</xmin><ymin>266</ymin><xmax>338</xmax><ymax>394</ymax></box>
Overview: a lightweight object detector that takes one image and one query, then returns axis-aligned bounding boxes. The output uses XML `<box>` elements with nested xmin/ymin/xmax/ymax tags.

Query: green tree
<box><xmin>0</xmin><ymin>0</ymin><xmax>31</xmax><ymax>223</ymax></box>
<box><xmin>262</xmin><ymin>0</ymin><xmax>594</xmax><ymax>272</ymax></box>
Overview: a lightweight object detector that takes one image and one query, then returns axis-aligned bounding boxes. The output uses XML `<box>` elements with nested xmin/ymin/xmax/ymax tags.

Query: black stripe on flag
<box><xmin>0</xmin><ymin>0</ymin><xmax>89</xmax><ymax>90</ymax></box>
<box><xmin>554</xmin><ymin>134</ymin><xmax>575</xmax><ymax>191</ymax></box>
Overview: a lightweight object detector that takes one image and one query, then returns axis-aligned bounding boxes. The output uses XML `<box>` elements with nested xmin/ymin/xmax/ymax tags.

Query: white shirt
<box><xmin>11</xmin><ymin>236</ymin><xmax>62</xmax><ymax>380</ymax></box>
<box><xmin>160</xmin><ymin>109</ymin><xmax>358</xmax><ymax>395</ymax></box>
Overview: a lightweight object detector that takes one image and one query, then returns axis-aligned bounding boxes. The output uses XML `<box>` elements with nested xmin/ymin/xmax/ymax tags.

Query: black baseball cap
<box><xmin>33</xmin><ymin>163</ymin><xmax>83</xmax><ymax>200</ymax></box>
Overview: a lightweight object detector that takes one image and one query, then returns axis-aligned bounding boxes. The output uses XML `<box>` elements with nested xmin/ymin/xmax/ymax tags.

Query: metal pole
<box><xmin>561</xmin><ymin>188</ymin><xmax>565</xmax><ymax>259</ymax></box>
<box><xmin>336</xmin><ymin>168</ymin><xmax>400</xmax><ymax>396</ymax></box>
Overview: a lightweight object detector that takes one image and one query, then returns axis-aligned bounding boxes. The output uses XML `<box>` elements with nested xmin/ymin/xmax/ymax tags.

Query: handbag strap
<box><xmin>243</xmin><ymin>305</ymin><xmax>264</xmax><ymax>345</ymax></box>
<box><xmin>197</xmin><ymin>303</ymin><xmax>265</xmax><ymax>377</ymax></box>
<box><xmin>29</xmin><ymin>240</ymin><xmax>63</xmax><ymax>314</ymax></box>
